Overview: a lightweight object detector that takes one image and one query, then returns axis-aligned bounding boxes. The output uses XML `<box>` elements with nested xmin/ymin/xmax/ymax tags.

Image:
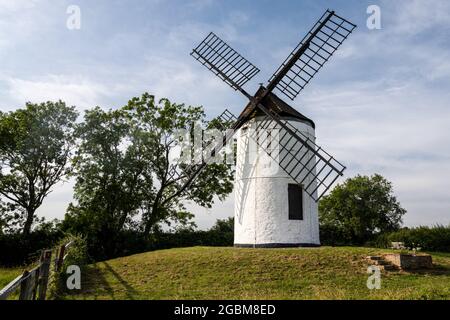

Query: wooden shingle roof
<box><xmin>237</xmin><ymin>86</ymin><xmax>315</xmax><ymax>129</ymax></box>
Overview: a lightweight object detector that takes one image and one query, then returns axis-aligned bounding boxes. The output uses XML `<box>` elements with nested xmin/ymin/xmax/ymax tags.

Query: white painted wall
<box><xmin>234</xmin><ymin>116</ymin><xmax>320</xmax><ymax>246</ymax></box>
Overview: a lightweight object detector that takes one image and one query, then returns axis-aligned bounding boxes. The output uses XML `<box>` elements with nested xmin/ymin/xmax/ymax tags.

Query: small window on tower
<box><xmin>288</xmin><ymin>184</ymin><xmax>303</xmax><ymax>220</ymax></box>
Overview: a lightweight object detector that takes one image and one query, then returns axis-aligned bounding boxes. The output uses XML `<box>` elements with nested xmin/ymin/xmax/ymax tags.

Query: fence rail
<box><xmin>0</xmin><ymin>241</ymin><xmax>73</xmax><ymax>300</ymax></box>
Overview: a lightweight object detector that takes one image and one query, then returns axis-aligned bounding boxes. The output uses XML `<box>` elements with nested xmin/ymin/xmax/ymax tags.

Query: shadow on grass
<box><xmin>74</xmin><ymin>262</ymin><xmax>140</xmax><ymax>300</ymax></box>
<box><xmin>400</xmin><ymin>264</ymin><xmax>450</xmax><ymax>276</ymax></box>
<box><xmin>59</xmin><ymin>261</ymin><xmax>140</xmax><ymax>300</ymax></box>
<box><xmin>74</xmin><ymin>264</ymin><xmax>115</xmax><ymax>300</ymax></box>
<box><xmin>101</xmin><ymin>261</ymin><xmax>139</xmax><ymax>299</ymax></box>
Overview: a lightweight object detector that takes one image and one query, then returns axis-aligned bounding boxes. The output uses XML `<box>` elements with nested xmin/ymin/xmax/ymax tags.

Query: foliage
<box><xmin>0</xmin><ymin>102</ymin><xmax>78</xmax><ymax>235</ymax></box>
<box><xmin>374</xmin><ymin>225</ymin><xmax>450</xmax><ymax>252</ymax></box>
<box><xmin>0</xmin><ymin>218</ymin><xmax>233</xmax><ymax>267</ymax></box>
<box><xmin>319</xmin><ymin>174</ymin><xmax>406</xmax><ymax>245</ymax></box>
<box><xmin>210</xmin><ymin>216</ymin><xmax>234</xmax><ymax>233</ymax></box>
<box><xmin>208</xmin><ymin>216</ymin><xmax>234</xmax><ymax>245</ymax></box>
<box><xmin>49</xmin><ymin>234</ymin><xmax>90</xmax><ymax>299</ymax></box>
<box><xmin>59</xmin><ymin>234</ymin><xmax>90</xmax><ymax>267</ymax></box>
<box><xmin>60</xmin><ymin>216</ymin><xmax>234</xmax><ymax>262</ymax></box>
<box><xmin>64</xmin><ymin>94</ymin><xmax>234</xmax><ymax>260</ymax></box>
<box><xmin>0</xmin><ymin>201</ymin><xmax>25</xmax><ymax>234</ymax></box>
<box><xmin>62</xmin><ymin>106</ymin><xmax>145</xmax><ymax>259</ymax></box>
<box><xmin>0</xmin><ymin>220</ymin><xmax>63</xmax><ymax>267</ymax></box>
<box><xmin>152</xmin><ymin>218</ymin><xmax>234</xmax><ymax>250</ymax></box>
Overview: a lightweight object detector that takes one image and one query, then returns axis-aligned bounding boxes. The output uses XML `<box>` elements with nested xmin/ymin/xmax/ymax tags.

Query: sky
<box><xmin>0</xmin><ymin>0</ymin><xmax>449</xmax><ymax>229</ymax></box>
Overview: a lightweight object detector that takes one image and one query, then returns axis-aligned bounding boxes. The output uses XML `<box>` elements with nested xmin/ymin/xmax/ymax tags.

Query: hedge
<box><xmin>375</xmin><ymin>225</ymin><xmax>450</xmax><ymax>252</ymax></box>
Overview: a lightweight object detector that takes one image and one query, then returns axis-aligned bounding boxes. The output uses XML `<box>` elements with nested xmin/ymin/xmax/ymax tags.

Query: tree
<box><xmin>0</xmin><ymin>102</ymin><xmax>78</xmax><ymax>235</ymax></box>
<box><xmin>210</xmin><ymin>217</ymin><xmax>234</xmax><ymax>234</ymax></box>
<box><xmin>319</xmin><ymin>174</ymin><xmax>406</xmax><ymax>245</ymax></box>
<box><xmin>63</xmin><ymin>106</ymin><xmax>143</xmax><ymax>257</ymax></box>
<box><xmin>64</xmin><ymin>93</ymin><xmax>234</xmax><ymax>258</ymax></box>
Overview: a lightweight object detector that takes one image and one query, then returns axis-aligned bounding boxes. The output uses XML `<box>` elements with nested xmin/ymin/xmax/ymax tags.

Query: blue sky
<box><xmin>1</xmin><ymin>0</ymin><xmax>449</xmax><ymax>228</ymax></box>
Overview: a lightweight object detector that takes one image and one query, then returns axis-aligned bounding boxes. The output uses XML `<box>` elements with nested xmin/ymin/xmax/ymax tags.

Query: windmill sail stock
<box><xmin>219</xmin><ymin>107</ymin><xmax>345</xmax><ymax>201</ymax></box>
<box><xmin>169</xmin><ymin>9</ymin><xmax>356</xmax><ymax>201</ymax></box>
<box><xmin>268</xmin><ymin>9</ymin><xmax>357</xmax><ymax>101</ymax></box>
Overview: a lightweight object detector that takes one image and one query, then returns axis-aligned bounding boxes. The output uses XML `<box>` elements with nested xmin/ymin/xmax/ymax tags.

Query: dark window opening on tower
<box><xmin>288</xmin><ymin>184</ymin><xmax>303</xmax><ymax>220</ymax></box>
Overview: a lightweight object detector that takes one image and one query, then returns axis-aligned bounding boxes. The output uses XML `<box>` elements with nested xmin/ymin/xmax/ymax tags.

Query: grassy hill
<box><xmin>62</xmin><ymin>246</ymin><xmax>450</xmax><ymax>300</ymax></box>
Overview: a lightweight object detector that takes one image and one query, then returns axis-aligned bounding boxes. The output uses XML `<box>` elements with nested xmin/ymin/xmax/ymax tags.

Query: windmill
<box><xmin>170</xmin><ymin>9</ymin><xmax>356</xmax><ymax>247</ymax></box>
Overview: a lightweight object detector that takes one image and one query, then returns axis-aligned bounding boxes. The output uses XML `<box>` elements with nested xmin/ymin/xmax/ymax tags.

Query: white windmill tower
<box><xmin>167</xmin><ymin>10</ymin><xmax>356</xmax><ymax>247</ymax></box>
<box><xmin>233</xmin><ymin>90</ymin><xmax>322</xmax><ymax>247</ymax></box>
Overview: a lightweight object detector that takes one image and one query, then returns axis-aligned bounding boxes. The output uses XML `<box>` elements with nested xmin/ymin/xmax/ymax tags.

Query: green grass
<box><xmin>0</xmin><ymin>267</ymin><xmax>25</xmax><ymax>299</ymax></box>
<box><xmin>60</xmin><ymin>246</ymin><xmax>450</xmax><ymax>300</ymax></box>
<box><xmin>0</xmin><ymin>267</ymin><xmax>23</xmax><ymax>288</ymax></box>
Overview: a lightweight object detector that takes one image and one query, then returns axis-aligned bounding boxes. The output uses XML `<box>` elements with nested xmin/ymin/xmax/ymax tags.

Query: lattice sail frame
<box><xmin>191</xmin><ymin>32</ymin><xmax>260</xmax><ymax>91</ymax></box>
<box><xmin>269</xmin><ymin>10</ymin><xmax>356</xmax><ymax>100</ymax></box>
<box><xmin>167</xmin><ymin>111</ymin><xmax>236</xmax><ymax>184</ymax></box>
<box><xmin>219</xmin><ymin>109</ymin><xmax>344</xmax><ymax>201</ymax></box>
<box><xmin>251</xmin><ymin>116</ymin><xmax>344</xmax><ymax>201</ymax></box>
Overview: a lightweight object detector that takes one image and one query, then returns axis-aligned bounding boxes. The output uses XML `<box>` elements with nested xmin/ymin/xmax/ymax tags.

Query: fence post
<box><xmin>56</xmin><ymin>244</ymin><xmax>66</xmax><ymax>272</ymax></box>
<box><xmin>54</xmin><ymin>246</ymin><xmax>60</xmax><ymax>270</ymax></box>
<box><xmin>32</xmin><ymin>268</ymin><xmax>40</xmax><ymax>300</ymax></box>
<box><xmin>18</xmin><ymin>271</ymin><xmax>30</xmax><ymax>300</ymax></box>
<box><xmin>37</xmin><ymin>250</ymin><xmax>52</xmax><ymax>300</ymax></box>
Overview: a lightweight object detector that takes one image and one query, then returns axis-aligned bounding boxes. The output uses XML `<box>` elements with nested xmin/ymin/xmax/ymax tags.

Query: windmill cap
<box><xmin>239</xmin><ymin>86</ymin><xmax>315</xmax><ymax>129</ymax></box>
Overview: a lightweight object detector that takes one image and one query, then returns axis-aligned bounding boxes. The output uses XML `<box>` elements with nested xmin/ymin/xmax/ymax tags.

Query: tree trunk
<box><xmin>22</xmin><ymin>208</ymin><xmax>35</xmax><ymax>236</ymax></box>
<box><xmin>144</xmin><ymin>200</ymin><xmax>160</xmax><ymax>236</ymax></box>
<box><xmin>144</xmin><ymin>207</ymin><xmax>157</xmax><ymax>236</ymax></box>
<box><xmin>144</xmin><ymin>185</ymin><xmax>165</xmax><ymax>236</ymax></box>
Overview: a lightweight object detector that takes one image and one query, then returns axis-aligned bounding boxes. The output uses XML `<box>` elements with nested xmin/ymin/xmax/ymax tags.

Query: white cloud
<box><xmin>389</xmin><ymin>0</ymin><xmax>450</xmax><ymax>36</ymax></box>
<box><xmin>0</xmin><ymin>0</ymin><xmax>58</xmax><ymax>54</ymax></box>
<box><xmin>0</xmin><ymin>0</ymin><xmax>40</xmax><ymax>12</ymax></box>
<box><xmin>137</xmin><ymin>55</ymin><xmax>242</xmax><ymax>111</ymax></box>
<box><xmin>5</xmin><ymin>74</ymin><xmax>109</xmax><ymax>109</ymax></box>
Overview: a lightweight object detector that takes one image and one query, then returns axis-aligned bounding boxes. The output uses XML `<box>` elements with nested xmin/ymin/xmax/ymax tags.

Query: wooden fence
<box><xmin>0</xmin><ymin>241</ymin><xmax>73</xmax><ymax>300</ymax></box>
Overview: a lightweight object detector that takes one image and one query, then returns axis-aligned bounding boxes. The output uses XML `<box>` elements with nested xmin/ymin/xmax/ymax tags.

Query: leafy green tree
<box><xmin>63</xmin><ymin>106</ymin><xmax>142</xmax><ymax>257</ymax></box>
<box><xmin>319</xmin><ymin>174</ymin><xmax>406</xmax><ymax>245</ymax></box>
<box><xmin>0</xmin><ymin>102</ymin><xmax>78</xmax><ymax>235</ymax></box>
<box><xmin>0</xmin><ymin>201</ymin><xmax>25</xmax><ymax>234</ymax></box>
<box><xmin>64</xmin><ymin>93</ymin><xmax>234</xmax><ymax>258</ymax></box>
<box><xmin>210</xmin><ymin>217</ymin><xmax>234</xmax><ymax>234</ymax></box>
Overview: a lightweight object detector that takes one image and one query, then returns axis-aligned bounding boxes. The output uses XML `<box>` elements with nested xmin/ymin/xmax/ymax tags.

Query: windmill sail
<box><xmin>216</xmin><ymin>108</ymin><xmax>238</xmax><ymax>128</ymax></box>
<box><xmin>191</xmin><ymin>32</ymin><xmax>260</xmax><ymax>92</ymax></box>
<box><xmin>225</xmin><ymin>98</ymin><xmax>345</xmax><ymax>201</ymax></box>
<box><xmin>166</xmin><ymin>109</ymin><xmax>237</xmax><ymax>187</ymax></box>
<box><xmin>268</xmin><ymin>10</ymin><xmax>356</xmax><ymax>101</ymax></box>
<box><xmin>249</xmin><ymin>113</ymin><xmax>345</xmax><ymax>201</ymax></box>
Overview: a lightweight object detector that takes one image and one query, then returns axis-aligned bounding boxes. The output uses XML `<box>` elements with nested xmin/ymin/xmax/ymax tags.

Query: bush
<box><xmin>375</xmin><ymin>225</ymin><xmax>450</xmax><ymax>252</ymax></box>
<box><xmin>0</xmin><ymin>228</ymin><xmax>64</xmax><ymax>267</ymax></box>
<box><xmin>50</xmin><ymin>235</ymin><xmax>90</xmax><ymax>298</ymax></box>
<box><xmin>74</xmin><ymin>218</ymin><xmax>235</xmax><ymax>262</ymax></box>
<box><xmin>0</xmin><ymin>217</ymin><xmax>233</xmax><ymax>265</ymax></box>
<box><xmin>319</xmin><ymin>224</ymin><xmax>348</xmax><ymax>246</ymax></box>
<box><xmin>58</xmin><ymin>235</ymin><xmax>90</xmax><ymax>267</ymax></box>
